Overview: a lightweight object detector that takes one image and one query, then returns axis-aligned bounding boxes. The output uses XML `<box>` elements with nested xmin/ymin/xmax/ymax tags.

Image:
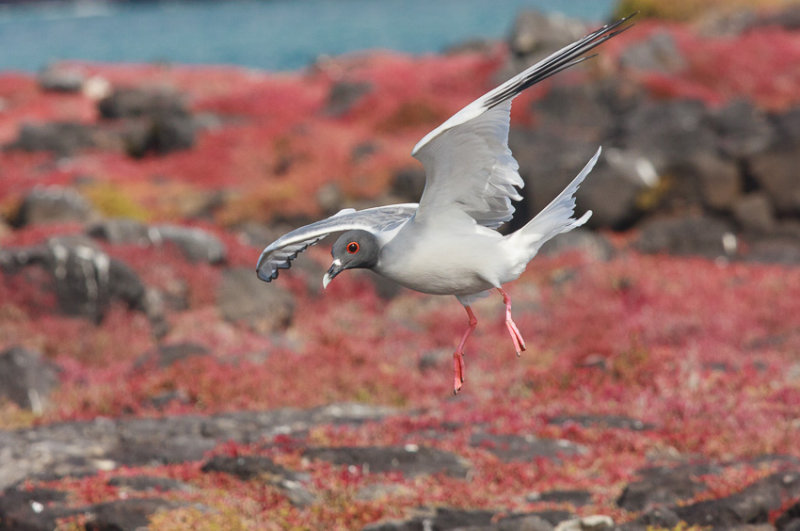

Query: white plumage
<box><xmin>257</xmin><ymin>14</ymin><xmax>635</xmax><ymax>393</ymax></box>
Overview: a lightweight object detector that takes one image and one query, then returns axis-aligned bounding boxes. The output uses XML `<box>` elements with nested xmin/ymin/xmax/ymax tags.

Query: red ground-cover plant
<box><xmin>603</xmin><ymin>19</ymin><xmax>800</xmax><ymax>108</ymax></box>
<box><xmin>1</xmin><ymin>18</ymin><xmax>800</xmax><ymax>529</ymax></box>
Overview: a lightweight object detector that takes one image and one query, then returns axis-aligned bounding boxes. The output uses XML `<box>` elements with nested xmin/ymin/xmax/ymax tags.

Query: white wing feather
<box><xmin>412</xmin><ymin>14</ymin><xmax>634</xmax><ymax>229</ymax></box>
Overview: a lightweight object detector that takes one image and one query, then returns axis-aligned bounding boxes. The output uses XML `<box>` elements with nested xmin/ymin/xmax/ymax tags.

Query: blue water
<box><xmin>0</xmin><ymin>0</ymin><xmax>614</xmax><ymax>72</ymax></box>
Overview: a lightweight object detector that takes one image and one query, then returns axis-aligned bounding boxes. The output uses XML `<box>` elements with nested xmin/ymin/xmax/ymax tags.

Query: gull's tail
<box><xmin>505</xmin><ymin>147</ymin><xmax>599</xmax><ymax>262</ymax></box>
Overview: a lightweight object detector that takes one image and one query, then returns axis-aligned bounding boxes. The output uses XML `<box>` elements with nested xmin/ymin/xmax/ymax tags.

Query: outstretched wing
<box><xmin>412</xmin><ymin>14</ymin><xmax>634</xmax><ymax>229</ymax></box>
<box><xmin>256</xmin><ymin>204</ymin><xmax>417</xmax><ymax>282</ymax></box>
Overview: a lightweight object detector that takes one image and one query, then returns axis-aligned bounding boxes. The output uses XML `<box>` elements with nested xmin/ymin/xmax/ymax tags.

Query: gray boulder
<box><xmin>0</xmin><ymin>236</ymin><xmax>150</xmax><ymax>324</ymax></box>
<box><xmin>619</xmin><ymin>30</ymin><xmax>687</xmax><ymax>73</ymax></box>
<box><xmin>217</xmin><ymin>267</ymin><xmax>294</xmax><ymax>333</ymax></box>
<box><xmin>634</xmin><ymin>216</ymin><xmax>737</xmax><ymax>258</ymax></box>
<box><xmin>8</xmin><ymin>121</ymin><xmax>96</xmax><ymax>157</ymax></box>
<box><xmin>708</xmin><ymin>99</ymin><xmax>774</xmax><ymax>158</ymax></box>
<box><xmin>325</xmin><ymin>80</ymin><xmax>372</xmax><ymax>117</ymax></box>
<box><xmin>12</xmin><ymin>186</ymin><xmax>97</xmax><ymax>227</ymax></box>
<box><xmin>0</xmin><ymin>346</ymin><xmax>59</xmax><ymax>413</ymax></box>
<box><xmin>749</xmin><ymin>146</ymin><xmax>800</xmax><ymax>216</ymax></box>
<box><xmin>37</xmin><ymin>65</ymin><xmax>85</xmax><ymax>93</ymax></box>
<box><xmin>98</xmin><ymin>87</ymin><xmax>189</xmax><ymax>119</ymax></box>
<box><xmin>509</xmin><ymin>10</ymin><xmax>587</xmax><ymax>61</ymax></box>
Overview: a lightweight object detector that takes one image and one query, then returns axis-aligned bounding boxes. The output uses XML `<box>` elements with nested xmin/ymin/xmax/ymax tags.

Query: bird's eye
<box><xmin>347</xmin><ymin>242</ymin><xmax>359</xmax><ymax>254</ymax></box>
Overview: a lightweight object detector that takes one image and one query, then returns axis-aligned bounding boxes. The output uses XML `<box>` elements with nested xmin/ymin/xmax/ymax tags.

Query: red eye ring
<box><xmin>347</xmin><ymin>242</ymin><xmax>359</xmax><ymax>254</ymax></box>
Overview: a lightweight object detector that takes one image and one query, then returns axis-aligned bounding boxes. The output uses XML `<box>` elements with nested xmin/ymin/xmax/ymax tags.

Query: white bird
<box><xmin>257</xmin><ymin>14</ymin><xmax>635</xmax><ymax>393</ymax></box>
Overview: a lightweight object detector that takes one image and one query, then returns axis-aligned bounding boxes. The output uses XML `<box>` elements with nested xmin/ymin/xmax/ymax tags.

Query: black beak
<box><xmin>323</xmin><ymin>259</ymin><xmax>343</xmax><ymax>289</ymax></box>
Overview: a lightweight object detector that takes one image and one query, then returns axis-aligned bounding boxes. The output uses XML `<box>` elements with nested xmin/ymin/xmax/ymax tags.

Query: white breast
<box><xmin>375</xmin><ymin>214</ymin><xmax>510</xmax><ymax>297</ymax></box>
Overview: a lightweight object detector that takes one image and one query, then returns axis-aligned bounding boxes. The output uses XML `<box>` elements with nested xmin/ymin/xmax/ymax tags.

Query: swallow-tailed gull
<box><xmin>257</xmin><ymin>14</ymin><xmax>635</xmax><ymax>393</ymax></box>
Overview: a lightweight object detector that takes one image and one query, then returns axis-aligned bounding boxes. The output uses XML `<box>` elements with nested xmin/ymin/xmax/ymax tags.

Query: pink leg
<box><xmin>452</xmin><ymin>305</ymin><xmax>477</xmax><ymax>394</ymax></box>
<box><xmin>498</xmin><ymin>288</ymin><xmax>527</xmax><ymax>357</ymax></box>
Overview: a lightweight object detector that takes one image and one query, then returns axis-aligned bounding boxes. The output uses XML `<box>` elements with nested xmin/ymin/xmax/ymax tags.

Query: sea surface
<box><xmin>0</xmin><ymin>0</ymin><xmax>614</xmax><ymax>72</ymax></box>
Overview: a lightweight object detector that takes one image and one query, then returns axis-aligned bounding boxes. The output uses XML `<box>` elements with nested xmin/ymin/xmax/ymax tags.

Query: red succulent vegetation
<box><xmin>1</xmin><ymin>15</ymin><xmax>800</xmax><ymax>530</ymax></box>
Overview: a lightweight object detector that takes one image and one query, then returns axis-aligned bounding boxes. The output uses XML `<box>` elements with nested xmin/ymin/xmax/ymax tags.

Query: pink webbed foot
<box><xmin>498</xmin><ymin>288</ymin><xmax>527</xmax><ymax>357</ymax></box>
<box><xmin>452</xmin><ymin>306</ymin><xmax>477</xmax><ymax>394</ymax></box>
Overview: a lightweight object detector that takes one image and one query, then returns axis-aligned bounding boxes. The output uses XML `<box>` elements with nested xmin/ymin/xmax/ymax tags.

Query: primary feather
<box><xmin>411</xmin><ymin>13</ymin><xmax>634</xmax><ymax>229</ymax></box>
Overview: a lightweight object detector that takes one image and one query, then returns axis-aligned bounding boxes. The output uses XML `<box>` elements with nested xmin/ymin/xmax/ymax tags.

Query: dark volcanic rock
<box><xmin>527</xmin><ymin>489</ymin><xmax>592</xmax><ymax>506</ymax></box>
<box><xmin>746</xmin><ymin>237</ymin><xmax>800</xmax><ymax>265</ymax></box>
<box><xmin>749</xmin><ymin>4</ymin><xmax>800</xmax><ymax>31</ymax></box>
<box><xmin>87</xmin><ymin>218</ymin><xmax>152</xmax><ymax>244</ymax></box>
<box><xmin>531</xmin><ymin>83</ymin><xmax>614</xmax><ymax>143</ymax></box>
<box><xmin>539</xmin><ymin>229</ymin><xmax>614</xmax><ymax>261</ymax></box>
<box><xmin>549</xmin><ymin>414</ymin><xmax>654</xmax><ymax>431</ymax></box>
<box><xmin>634</xmin><ymin>216</ymin><xmax>736</xmax><ymax>258</ymax></box>
<box><xmin>672</xmin><ymin>470</ymin><xmax>800</xmax><ymax>528</ymax></box>
<box><xmin>304</xmin><ymin>445</ymin><xmax>470</xmax><ymax>478</ymax></box>
<box><xmin>84</xmin><ymin>498</ymin><xmax>186</xmax><ymax>531</ymax></box>
<box><xmin>749</xmin><ymin>146</ymin><xmax>800</xmax><ymax>216</ymax></box>
<box><xmin>0</xmin><ymin>486</ymin><xmax>72</xmax><ymax>530</ymax></box>
<box><xmin>511</xmin><ymin>130</ymin><xmax>598</xmax><ymax>224</ymax></box>
<box><xmin>509</xmin><ymin>10</ymin><xmax>587</xmax><ymax>60</ymax></box>
<box><xmin>363</xmin><ymin>507</ymin><xmax>495</xmax><ymax>531</ymax></box>
<box><xmin>316</xmin><ymin>182</ymin><xmax>345</xmax><ymax>215</ymax></box>
<box><xmin>122</xmin><ymin>114</ymin><xmax>197</xmax><ymax>158</ymax></box>
<box><xmin>619</xmin><ymin>29</ymin><xmax>687</xmax><ymax>73</ymax></box>
<box><xmin>37</xmin><ymin>65</ymin><xmax>85</xmax><ymax>92</ymax></box>
<box><xmin>153</xmin><ymin>224</ymin><xmax>226</xmax><ymax>263</ymax></box>
<box><xmin>0</xmin><ymin>484</ymin><xmax>186</xmax><ymax>530</ymax></box>
<box><xmin>470</xmin><ymin>432</ymin><xmax>584</xmax><ymax>462</ymax></box>
<box><xmin>51</xmin><ymin>237</ymin><xmax>147</xmax><ymax>321</ymax></box>
<box><xmin>772</xmin><ymin>106</ymin><xmax>800</xmax><ymax>145</ymax></box>
<box><xmin>98</xmin><ymin>87</ymin><xmax>196</xmax><ymax>157</ymax></box>
<box><xmin>363</xmin><ymin>507</ymin><xmax>574</xmax><ymax>531</ymax></box>
<box><xmin>12</xmin><ymin>186</ymin><xmax>97</xmax><ymax>227</ymax></box>
<box><xmin>628</xmin><ymin>507</ymin><xmax>682</xmax><ymax>529</ymax></box>
<box><xmin>776</xmin><ymin>499</ymin><xmax>800</xmax><ymax>531</ymax></box>
<box><xmin>390</xmin><ymin>166</ymin><xmax>426</xmax><ymax>203</ymax></box>
<box><xmin>0</xmin><ymin>403</ymin><xmax>393</xmax><ymax>490</ymax></box>
<box><xmin>733</xmin><ymin>193</ymin><xmax>776</xmax><ymax>233</ymax></box>
<box><xmin>0</xmin><ymin>346</ymin><xmax>59</xmax><ymax>413</ymax></box>
<box><xmin>107</xmin><ymin>475</ymin><xmax>193</xmax><ymax>493</ymax></box>
<box><xmin>422</xmin><ymin>507</ymin><xmax>495</xmax><ymax>529</ymax></box>
<box><xmin>575</xmin><ymin>153</ymin><xmax>649</xmax><ymax>230</ymax></box>
<box><xmin>201</xmin><ymin>455</ymin><xmax>298</xmax><ymax>481</ymax></box>
<box><xmin>87</xmin><ymin>219</ymin><xmax>227</xmax><ymax>263</ymax></box>
<box><xmin>325</xmin><ymin>80</ymin><xmax>373</xmax><ymax>117</ymax></box>
<box><xmin>8</xmin><ymin>121</ymin><xmax>96</xmax><ymax>156</ymax></box>
<box><xmin>495</xmin><ymin>513</ymin><xmax>556</xmax><ymax>531</ymax></box>
<box><xmin>136</xmin><ymin>342</ymin><xmax>211</xmax><ymax>369</ymax></box>
<box><xmin>708</xmin><ymin>99</ymin><xmax>774</xmax><ymax>158</ymax></box>
<box><xmin>616</xmin><ymin>465</ymin><xmax>711</xmax><ymax>512</ymax></box>
<box><xmin>98</xmin><ymin>87</ymin><xmax>188</xmax><ymax>120</ymax></box>
<box><xmin>621</xmin><ymin>99</ymin><xmax>716</xmax><ymax>168</ymax></box>
<box><xmin>0</xmin><ymin>237</ymin><xmax>148</xmax><ymax>323</ymax></box>
<box><xmin>691</xmin><ymin>152</ymin><xmax>742</xmax><ymax>211</ymax></box>
<box><xmin>202</xmin><ymin>455</ymin><xmax>316</xmax><ymax>507</ymax></box>
<box><xmin>217</xmin><ymin>267</ymin><xmax>294</xmax><ymax>332</ymax></box>
<box><xmin>512</xmin><ymin>127</ymin><xmax>651</xmax><ymax>230</ymax></box>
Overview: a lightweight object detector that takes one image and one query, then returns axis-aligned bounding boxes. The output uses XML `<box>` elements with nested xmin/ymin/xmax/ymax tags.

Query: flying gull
<box><xmin>257</xmin><ymin>14</ymin><xmax>635</xmax><ymax>393</ymax></box>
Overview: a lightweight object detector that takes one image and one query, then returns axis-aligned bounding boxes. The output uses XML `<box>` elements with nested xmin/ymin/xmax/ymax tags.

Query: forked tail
<box><xmin>506</xmin><ymin>147</ymin><xmax>600</xmax><ymax>260</ymax></box>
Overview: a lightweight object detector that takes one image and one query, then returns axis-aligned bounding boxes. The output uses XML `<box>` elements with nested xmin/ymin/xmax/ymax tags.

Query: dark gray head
<box><xmin>323</xmin><ymin>230</ymin><xmax>380</xmax><ymax>288</ymax></box>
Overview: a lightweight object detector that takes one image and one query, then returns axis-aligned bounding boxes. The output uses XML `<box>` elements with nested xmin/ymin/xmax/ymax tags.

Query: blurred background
<box><xmin>0</xmin><ymin>0</ymin><xmax>611</xmax><ymax>71</ymax></box>
<box><xmin>1</xmin><ymin>0</ymin><xmax>800</xmax><ymax>529</ymax></box>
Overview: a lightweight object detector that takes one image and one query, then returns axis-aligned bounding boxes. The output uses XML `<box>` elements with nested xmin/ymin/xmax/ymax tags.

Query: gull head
<box><xmin>323</xmin><ymin>230</ymin><xmax>379</xmax><ymax>289</ymax></box>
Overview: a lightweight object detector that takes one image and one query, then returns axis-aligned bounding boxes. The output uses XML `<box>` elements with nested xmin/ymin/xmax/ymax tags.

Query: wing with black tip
<box><xmin>256</xmin><ymin>204</ymin><xmax>417</xmax><ymax>282</ymax></box>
